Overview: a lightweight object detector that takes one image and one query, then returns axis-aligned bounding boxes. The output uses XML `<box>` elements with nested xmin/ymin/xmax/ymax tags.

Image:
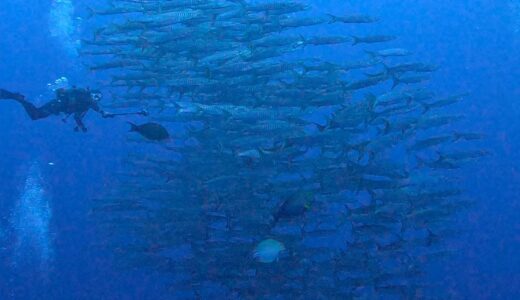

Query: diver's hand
<box><xmin>102</xmin><ymin>111</ymin><xmax>115</xmax><ymax>118</ymax></box>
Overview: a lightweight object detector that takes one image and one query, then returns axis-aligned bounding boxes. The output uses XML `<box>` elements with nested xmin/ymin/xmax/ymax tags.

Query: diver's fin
<box><xmin>0</xmin><ymin>89</ymin><xmax>24</xmax><ymax>101</ymax></box>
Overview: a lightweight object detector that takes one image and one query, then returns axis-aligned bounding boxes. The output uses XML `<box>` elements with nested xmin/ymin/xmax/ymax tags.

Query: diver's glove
<box><xmin>101</xmin><ymin>111</ymin><xmax>115</xmax><ymax>118</ymax></box>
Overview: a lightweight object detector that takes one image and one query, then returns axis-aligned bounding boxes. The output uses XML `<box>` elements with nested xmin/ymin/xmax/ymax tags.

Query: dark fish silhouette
<box><xmin>128</xmin><ymin>122</ymin><xmax>170</xmax><ymax>141</ymax></box>
<box><xmin>272</xmin><ymin>190</ymin><xmax>314</xmax><ymax>226</ymax></box>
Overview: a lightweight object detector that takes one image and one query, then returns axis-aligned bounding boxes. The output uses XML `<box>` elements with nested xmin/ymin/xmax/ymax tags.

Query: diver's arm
<box><xmin>91</xmin><ymin>101</ymin><xmax>115</xmax><ymax>118</ymax></box>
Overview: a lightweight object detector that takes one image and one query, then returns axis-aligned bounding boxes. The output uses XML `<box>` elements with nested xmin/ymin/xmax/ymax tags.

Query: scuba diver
<box><xmin>0</xmin><ymin>87</ymin><xmax>146</xmax><ymax>132</ymax></box>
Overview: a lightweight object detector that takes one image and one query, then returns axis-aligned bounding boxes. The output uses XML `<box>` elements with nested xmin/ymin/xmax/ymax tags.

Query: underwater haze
<box><xmin>0</xmin><ymin>0</ymin><xmax>519</xmax><ymax>299</ymax></box>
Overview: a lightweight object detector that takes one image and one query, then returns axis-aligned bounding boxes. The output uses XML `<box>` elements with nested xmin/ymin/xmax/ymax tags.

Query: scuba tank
<box><xmin>55</xmin><ymin>87</ymin><xmax>93</xmax><ymax>113</ymax></box>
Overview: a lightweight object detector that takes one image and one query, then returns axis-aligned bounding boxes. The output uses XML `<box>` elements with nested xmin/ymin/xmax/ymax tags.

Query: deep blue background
<box><xmin>0</xmin><ymin>0</ymin><xmax>518</xmax><ymax>299</ymax></box>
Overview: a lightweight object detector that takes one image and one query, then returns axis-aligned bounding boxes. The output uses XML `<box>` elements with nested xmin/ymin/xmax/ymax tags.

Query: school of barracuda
<box><xmin>82</xmin><ymin>0</ymin><xmax>487</xmax><ymax>298</ymax></box>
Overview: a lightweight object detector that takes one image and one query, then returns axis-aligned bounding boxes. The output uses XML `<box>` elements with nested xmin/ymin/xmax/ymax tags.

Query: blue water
<box><xmin>0</xmin><ymin>0</ymin><xmax>519</xmax><ymax>299</ymax></box>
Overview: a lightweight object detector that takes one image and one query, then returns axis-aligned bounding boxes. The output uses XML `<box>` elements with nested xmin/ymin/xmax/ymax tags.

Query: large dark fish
<box><xmin>272</xmin><ymin>190</ymin><xmax>314</xmax><ymax>226</ymax></box>
<box><xmin>128</xmin><ymin>122</ymin><xmax>170</xmax><ymax>141</ymax></box>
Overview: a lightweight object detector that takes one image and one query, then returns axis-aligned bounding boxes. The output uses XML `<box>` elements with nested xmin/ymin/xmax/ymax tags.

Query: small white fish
<box><xmin>253</xmin><ymin>239</ymin><xmax>285</xmax><ymax>263</ymax></box>
<box><xmin>48</xmin><ymin>162</ymin><xmax>55</xmax><ymax>166</ymax></box>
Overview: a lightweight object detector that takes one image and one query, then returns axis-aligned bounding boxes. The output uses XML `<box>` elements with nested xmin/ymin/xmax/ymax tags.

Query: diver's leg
<box><xmin>13</xmin><ymin>99</ymin><xmax>57</xmax><ymax>120</ymax></box>
<box><xmin>1</xmin><ymin>89</ymin><xmax>55</xmax><ymax>120</ymax></box>
<box><xmin>73</xmin><ymin>112</ymin><xmax>87</xmax><ymax>132</ymax></box>
<box><xmin>18</xmin><ymin>100</ymin><xmax>55</xmax><ymax>120</ymax></box>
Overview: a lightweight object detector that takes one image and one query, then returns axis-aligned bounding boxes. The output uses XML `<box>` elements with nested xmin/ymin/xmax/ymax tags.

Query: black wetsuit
<box><xmin>0</xmin><ymin>87</ymin><xmax>111</xmax><ymax>132</ymax></box>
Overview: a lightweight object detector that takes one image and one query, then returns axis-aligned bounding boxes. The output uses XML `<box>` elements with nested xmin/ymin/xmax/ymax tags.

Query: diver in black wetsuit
<box><xmin>0</xmin><ymin>87</ymin><xmax>115</xmax><ymax>132</ymax></box>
